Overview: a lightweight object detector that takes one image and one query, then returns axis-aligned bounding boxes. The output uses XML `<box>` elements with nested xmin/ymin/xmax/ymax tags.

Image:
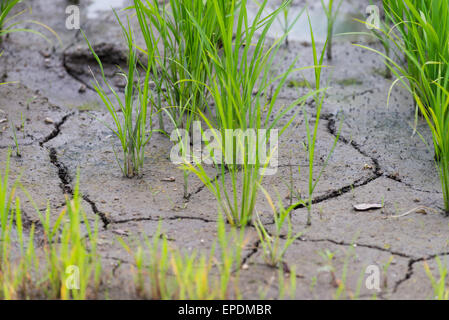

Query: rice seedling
<box><xmin>321</xmin><ymin>0</ymin><xmax>343</xmax><ymax>60</ymax></box>
<box><xmin>275</xmin><ymin>0</ymin><xmax>295</xmax><ymax>47</ymax></box>
<box><xmin>423</xmin><ymin>257</ymin><xmax>449</xmax><ymax>300</ymax></box>
<box><xmin>358</xmin><ymin>0</ymin><xmax>449</xmax><ymax>213</ymax></box>
<box><xmin>133</xmin><ymin>0</ymin><xmax>234</xmax><ymax>197</ymax></box>
<box><xmin>182</xmin><ymin>0</ymin><xmax>319</xmax><ymax>227</ymax></box>
<box><xmin>84</xmin><ymin>12</ymin><xmax>155</xmax><ymax>178</ymax></box>
<box><xmin>377</xmin><ymin>256</ymin><xmax>393</xmax><ymax>291</ymax></box>
<box><xmin>295</xmin><ymin>15</ymin><xmax>340</xmax><ymax>226</ymax></box>
<box><xmin>0</xmin><ymin>150</ymin><xmax>37</xmax><ymax>299</ymax></box>
<box><xmin>133</xmin><ymin>0</ymin><xmax>231</xmax><ymax>132</ymax></box>
<box><xmin>119</xmin><ymin>214</ymin><xmax>244</xmax><ymax>299</ymax></box>
<box><xmin>119</xmin><ymin>224</ymin><xmax>173</xmax><ymax>299</ymax></box>
<box><xmin>318</xmin><ymin>249</ymin><xmax>337</xmax><ymax>286</ymax></box>
<box><xmin>30</xmin><ymin>174</ymin><xmax>102</xmax><ymax>300</ymax></box>
<box><xmin>0</xmin><ymin>0</ymin><xmax>21</xmax><ymax>42</ymax></box>
<box><xmin>0</xmin><ymin>197</ymin><xmax>37</xmax><ymax>300</ymax></box>
<box><xmin>277</xmin><ymin>265</ymin><xmax>297</xmax><ymax>299</ymax></box>
<box><xmin>254</xmin><ymin>187</ymin><xmax>302</xmax><ymax>268</ymax></box>
<box><xmin>0</xmin><ymin>0</ymin><xmax>59</xmax><ymax>46</ymax></box>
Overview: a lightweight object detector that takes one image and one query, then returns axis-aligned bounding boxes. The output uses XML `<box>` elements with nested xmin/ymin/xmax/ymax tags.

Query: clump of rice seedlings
<box><xmin>133</xmin><ymin>0</ymin><xmax>233</xmax><ymax>197</ymax></box>
<box><xmin>280</xmin><ymin>1</ymin><xmax>292</xmax><ymax>46</ymax></box>
<box><xmin>0</xmin><ymin>154</ymin><xmax>101</xmax><ymax>300</ymax></box>
<box><xmin>119</xmin><ymin>215</ymin><xmax>244</xmax><ymax>299</ymax></box>
<box><xmin>318</xmin><ymin>249</ymin><xmax>338</xmax><ymax>286</ymax></box>
<box><xmin>183</xmin><ymin>0</ymin><xmax>318</xmax><ymax>227</ymax></box>
<box><xmin>423</xmin><ymin>257</ymin><xmax>449</xmax><ymax>300</ymax></box>
<box><xmin>119</xmin><ymin>224</ymin><xmax>172</xmax><ymax>299</ymax></box>
<box><xmin>0</xmin><ymin>151</ymin><xmax>37</xmax><ymax>299</ymax></box>
<box><xmin>321</xmin><ymin>0</ymin><xmax>343</xmax><ymax>60</ymax></box>
<box><xmin>254</xmin><ymin>187</ymin><xmax>302</xmax><ymax>268</ymax></box>
<box><xmin>359</xmin><ymin>0</ymin><xmax>449</xmax><ymax>213</ymax></box>
<box><xmin>30</xmin><ymin>174</ymin><xmax>102</xmax><ymax>300</ymax></box>
<box><xmin>84</xmin><ymin>12</ymin><xmax>155</xmax><ymax>178</ymax></box>
<box><xmin>278</xmin><ymin>265</ymin><xmax>297</xmax><ymax>299</ymax></box>
<box><xmin>276</xmin><ymin>0</ymin><xmax>301</xmax><ymax>47</ymax></box>
<box><xmin>0</xmin><ymin>198</ymin><xmax>37</xmax><ymax>299</ymax></box>
<box><xmin>134</xmin><ymin>0</ymin><xmax>230</xmax><ymax>132</ymax></box>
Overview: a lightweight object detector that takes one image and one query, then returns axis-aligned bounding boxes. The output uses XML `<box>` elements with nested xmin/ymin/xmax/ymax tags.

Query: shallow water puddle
<box><xmin>87</xmin><ymin>0</ymin><xmax>126</xmax><ymax>19</ymax></box>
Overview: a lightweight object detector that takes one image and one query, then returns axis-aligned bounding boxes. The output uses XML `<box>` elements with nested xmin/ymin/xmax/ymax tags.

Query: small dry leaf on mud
<box><xmin>161</xmin><ymin>177</ymin><xmax>176</xmax><ymax>182</ymax></box>
<box><xmin>353</xmin><ymin>203</ymin><xmax>383</xmax><ymax>211</ymax></box>
<box><xmin>112</xmin><ymin>229</ymin><xmax>129</xmax><ymax>236</ymax></box>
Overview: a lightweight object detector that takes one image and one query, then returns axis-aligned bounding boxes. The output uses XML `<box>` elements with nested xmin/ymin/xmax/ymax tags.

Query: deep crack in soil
<box><xmin>40</xmin><ymin>112</ymin><xmax>111</xmax><ymax>228</ymax></box>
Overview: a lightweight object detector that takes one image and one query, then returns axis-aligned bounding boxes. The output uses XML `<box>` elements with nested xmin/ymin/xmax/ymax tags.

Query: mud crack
<box><xmin>296</xmin><ymin>236</ymin><xmax>411</xmax><ymax>259</ymax></box>
<box><xmin>393</xmin><ymin>251</ymin><xmax>449</xmax><ymax>293</ymax></box>
<box><xmin>290</xmin><ymin>113</ymin><xmax>384</xmax><ymax>210</ymax></box>
<box><xmin>39</xmin><ymin>112</ymin><xmax>74</xmax><ymax>147</ymax></box>
<box><xmin>240</xmin><ymin>239</ymin><xmax>260</xmax><ymax>271</ymax></box>
<box><xmin>112</xmin><ymin>215</ymin><xmax>216</xmax><ymax>225</ymax></box>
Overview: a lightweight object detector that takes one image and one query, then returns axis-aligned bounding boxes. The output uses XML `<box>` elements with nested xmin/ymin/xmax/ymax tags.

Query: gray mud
<box><xmin>0</xmin><ymin>0</ymin><xmax>446</xmax><ymax>299</ymax></box>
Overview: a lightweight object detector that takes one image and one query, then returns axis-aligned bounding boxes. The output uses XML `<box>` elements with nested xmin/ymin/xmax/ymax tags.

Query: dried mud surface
<box><xmin>0</xmin><ymin>0</ymin><xmax>446</xmax><ymax>299</ymax></box>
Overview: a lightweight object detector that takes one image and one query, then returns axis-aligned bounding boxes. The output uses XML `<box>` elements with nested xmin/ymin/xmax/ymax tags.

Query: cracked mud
<box><xmin>0</xmin><ymin>0</ymin><xmax>447</xmax><ymax>300</ymax></box>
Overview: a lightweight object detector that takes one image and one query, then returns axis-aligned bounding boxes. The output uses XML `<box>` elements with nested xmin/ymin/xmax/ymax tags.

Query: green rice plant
<box><xmin>423</xmin><ymin>257</ymin><xmax>449</xmax><ymax>300</ymax></box>
<box><xmin>119</xmin><ymin>214</ymin><xmax>244</xmax><ymax>300</ymax></box>
<box><xmin>321</xmin><ymin>0</ymin><xmax>343</xmax><ymax>60</ymax></box>
<box><xmin>169</xmin><ymin>248</ymin><xmax>218</xmax><ymax>300</ymax></box>
<box><xmin>30</xmin><ymin>173</ymin><xmax>102</xmax><ymax>300</ymax></box>
<box><xmin>183</xmin><ymin>0</ymin><xmax>319</xmax><ymax>227</ymax></box>
<box><xmin>0</xmin><ymin>151</ymin><xmax>37</xmax><ymax>299</ymax></box>
<box><xmin>317</xmin><ymin>248</ymin><xmax>352</xmax><ymax>300</ymax></box>
<box><xmin>32</xmin><ymin>175</ymin><xmax>101</xmax><ymax>300</ymax></box>
<box><xmin>84</xmin><ymin>12</ymin><xmax>155</xmax><ymax>178</ymax></box>
<box><xmin>119</xmin><ymin>225</ymin><xmax>173</xmax><ymax>299</ymax></box>
<box><xmin>215</xmin><ymin>213</ymin><xmax>245</xmax><ymax>300</ymax></box>
<box><xmin>133</xmin><ymin>0</ymin><xmax>231</xmax><ymax>132</ymax></box>
<box><xmin>0</xmin><ymin>197</ymin><xmax>37</xmax><ymax>299</ymax></box>
<box><xmin>133</xmin><ymin>0</ymin><xmax>233</xmax><ymax>197</ymax></box>
<box><xmin>295</xmin><ymin>15</ymin><xmax>340</xmax><ymax>226</ymax></box>
<box><xmin>254</xmin><ymin>187</ymin><xmax>302</xmax><ymax>268</ymax></box>
<box><xmin>318</xmin><ymin>249</ymin><xmax>337</xmax><ymax>286</ymax></box>
<box><xmin>170</xmin><ymin>214</ymin><xmax>245</xmax><ymax>300</ymax></box>
<box><xmin>358</xmin><ymin>0</ymin><xmax>449</xmax><ymax>213</ymax></box>
<box><xmin>1</xmin><ymin>154</ymin><xmax>101</xmax><ymax>300</ymax></box>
